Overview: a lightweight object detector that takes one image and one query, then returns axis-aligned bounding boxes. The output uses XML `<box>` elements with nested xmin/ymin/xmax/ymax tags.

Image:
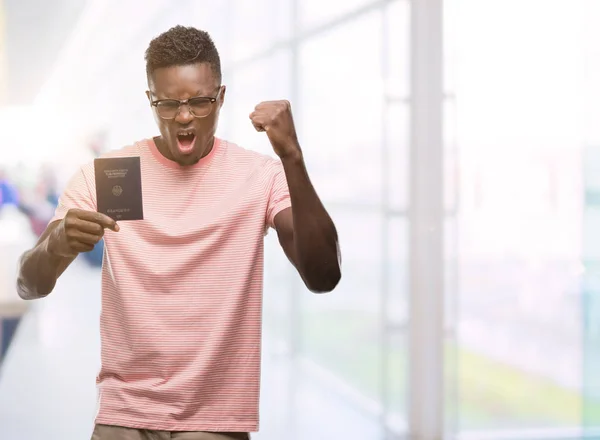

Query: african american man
<box><xmin>17</xmin><ymin>26</ymin><xmax>341</xmax><ymax>440</ymax></box>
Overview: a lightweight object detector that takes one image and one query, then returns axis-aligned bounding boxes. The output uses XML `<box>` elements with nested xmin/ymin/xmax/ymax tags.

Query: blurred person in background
<box><xmin>16</xmin><ymin>25</ymin><xmax>341</xmax><ymax>440</ymax></box>
<box><xmin>0</xmin><ymin>168</ymin><xmax>19</xmax><ymax>209</ymax></box>
<box><xmin>15</xmin><ymin>164</ymin><xmax>59</xmax><ymax>238</ymax></box>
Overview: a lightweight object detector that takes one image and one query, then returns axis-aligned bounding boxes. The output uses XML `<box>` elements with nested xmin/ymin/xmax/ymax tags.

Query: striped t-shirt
<box><xmin>50</xmin><ymin>137</ymin><xmax>291</xmax><ymax>432</ymax></box>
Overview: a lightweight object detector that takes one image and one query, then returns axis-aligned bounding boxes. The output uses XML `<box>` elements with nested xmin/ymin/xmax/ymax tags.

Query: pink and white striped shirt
<box><xmin>51</xmin><ymin>137</ymin><xmax>291</xmax><ymax>432</ymax></box>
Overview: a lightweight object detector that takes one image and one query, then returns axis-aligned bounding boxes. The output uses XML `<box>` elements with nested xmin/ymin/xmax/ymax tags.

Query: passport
<box><xmin>94</xmin><ymin>156</ymin><xmax>144</xmax><ymax>221</ymax></box>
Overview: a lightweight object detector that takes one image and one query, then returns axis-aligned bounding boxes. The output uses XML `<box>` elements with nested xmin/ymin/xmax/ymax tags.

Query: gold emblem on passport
<box><xmin>112</xmin><ymin>185</ymin><xmax>123</xmax><ymax>197</ymax></box>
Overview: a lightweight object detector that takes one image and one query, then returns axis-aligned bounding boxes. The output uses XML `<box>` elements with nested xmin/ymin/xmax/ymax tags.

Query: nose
<box><xmin>175</xmin><ymin>103</ymin><xmax>194</xmax><ymax>124</ymax></box>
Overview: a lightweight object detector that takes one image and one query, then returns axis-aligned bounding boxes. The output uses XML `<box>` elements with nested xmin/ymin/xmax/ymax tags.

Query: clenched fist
<box><xmin>48</xmin><ymin>209</ymin><xmax>119</xmax><ymax>257</ymax></box>
<box><xmin>249</xmin><ymin>100</ymin><xmax>302</xmax><ymax>159</ymax></box>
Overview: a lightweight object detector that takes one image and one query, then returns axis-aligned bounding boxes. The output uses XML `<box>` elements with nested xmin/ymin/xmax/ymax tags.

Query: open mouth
<box><xmin>176</xmin><ymin>131</ymin><xmax>197</xmax><ymax>154</ymax></box>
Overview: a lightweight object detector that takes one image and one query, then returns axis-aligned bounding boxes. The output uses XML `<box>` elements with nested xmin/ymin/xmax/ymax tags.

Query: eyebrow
<box><xmin>153</xmin><ymin>89</ymin><xmax>217</xmax><ymax>101</ymax></box>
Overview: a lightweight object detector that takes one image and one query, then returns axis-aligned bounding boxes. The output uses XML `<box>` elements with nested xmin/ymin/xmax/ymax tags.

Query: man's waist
<box><xmin>95</xmin><ymin>380</ymin><xmax>260</xmax><ymax>428</ymax></box>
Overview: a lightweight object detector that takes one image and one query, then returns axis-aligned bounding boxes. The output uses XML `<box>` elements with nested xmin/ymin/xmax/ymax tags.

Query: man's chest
<box><xmin>102</xmin><ymin>176</ymin><xmax>268</xmax><ymax>260</ymax></box>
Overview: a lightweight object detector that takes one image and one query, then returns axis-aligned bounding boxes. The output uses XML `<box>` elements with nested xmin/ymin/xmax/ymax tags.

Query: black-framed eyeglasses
<box><xmin>150</xmin><ymin>87</ymin><xmax>222</xmax><ymax>120</ymax></box>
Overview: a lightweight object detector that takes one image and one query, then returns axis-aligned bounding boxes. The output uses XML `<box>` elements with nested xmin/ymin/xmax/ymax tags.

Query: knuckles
<box><xmin>63</xmin><ymin>209</ymin><xmax>103</xmax><ymax>237</ymax></box>
<box><xmin>255</xmin><ymin>100</ymin><xmax>292</xmax><ymax>115</ymax></box>
<box><xmin>64</xmin><ymin>215</ymin><xmax>76</xmax><ymax>230</ymax></box>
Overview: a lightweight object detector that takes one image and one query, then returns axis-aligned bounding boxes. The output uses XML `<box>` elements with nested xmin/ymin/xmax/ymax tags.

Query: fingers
<box><xmin>76</xmin><ymin>219</ymin><xmax>105</xmax><ymax>236</ymax></box>
<box><xmin>67</xmin><ymin>239</ymin><xmax>95</xmax><ymax>254</ymax></box>
<box><xmin>70</xmin><ymin>209</ymin><xmax>119</xmax><ymax>232</ymax></box>
<box><xmin>54</xmin><ymin>209</ymin><xmax>115</xmax><ymax>258</ymax></box>
<box><xmin>58</xmin><ymin>226</ymin><xmax>99</xmax><ymax>255</ymax></box>
<box><xmin>254</xmin><ymin>100</ymin><xmax>291</xmax><ymax>111</ymax></box>
<box><xmin>68</xmin><ymin>233</ymin><xmax>102</xmax><ymax>252</ymax></box>
<box><xmin>63</xmin><ymin>218</ymin><xmax>105</xmax><ymax>251</ymax></box>
<box><xmin>249</xmin><ymin>111</ymin><xmax>269</xmax><ymax>132</ymax></box>
<box><xmin>250</xmin><ymin>100</ymin><xmax>291</xmax><ymax>132</ymax></box>
<box><xmin>69</xmin><ymin>229</ymin><xmax>104</xmax><ymax>246</ymax></box>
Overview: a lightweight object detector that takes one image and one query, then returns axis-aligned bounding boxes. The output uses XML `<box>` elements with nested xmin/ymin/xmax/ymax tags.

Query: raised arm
<box><xmin>273</xmin><ymin>166</ymin><xmax>341</xmax><ymax>293</ymax></box>
<box><xmin>251</xmin><ymin>100</ymin><xmax>341</xmax><ymax>293</ymax></box>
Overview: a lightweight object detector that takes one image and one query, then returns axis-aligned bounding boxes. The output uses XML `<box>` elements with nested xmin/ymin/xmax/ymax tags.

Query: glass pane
<box><xmin>384</xmin><ymin>0</ymin><xmax>410</xmax><ymax>100</ymax></box>
<box><xmin>445</xmin><ymin>217</ymin><xmax>458</xmax><ymax>333</ymax></box>
<box><xmin>445</xmin><ymin>99</ymin><xmax>458</xmax><ymax>213</ymax></box>
<box><xmin>299</xmin><ymin>0</ymin><xmax>380</xmax><ymax>30</ymax></box>
<box><xmin>225</xmin><ymin>50</ymin><xmax>293</xmax><ymax>350</ymax></box>
<box><xmin>583</xmin><ymin>146</ymin><xmax>600</xmax><ymax>432</ymax></box>
<box><xmin>443</xmin><ymin>0</ymin><xmax>458</xmax><ymax>95</ymax></box>
<box><xmin>445</xmin><ymin>335</ymin><xmax>460</xmax><ymax>436</ymax></box>
<box><xmin>583</xmin><ymin>0</ymin><xmax>600</xmax><ymax>146</ymax></box>
<box><xmin>228</xmin><ymin>0</ymin><xmax>292</xmax><ymax>63</ymax></box>
<box><xmin>384</xmin><ymin>217</ymin><xmax>408</xmax><ymax>326</ymax></box>
<box><xmin>383</xmin><ymin>219</ymin><xmax>408</xmax><ymax>436</ymax></box>
<box><xmin>384</xmin><ymin>330</ymin><xmax>408</xmax><ymax>436</ymax></box>
<box><xmin>582</xmin><ymin>206</ymin><xmax>600</xmax><ymax>431</ymax></box>
<box><xmin>298</xmin><ymin>10</ymin><xmax>383</xmax><ymax>206</ymax></box>
<box><xmin>262</xmin><ymin>233</ymin><xmax>296</xmax><ymax>353</ymax></box>
<box><xmin>455</xmin><ymin>150</ymin><xmax>582</xmax><ymax>432</ymax></box>
<box><xmin>452</xmin><ymin>0</ymin><xmax>585</xmax><ymax>433</ymax></box>
<box><xmin>386</xmin><ymin>103</ymin><xmax>409</xmax><ymax>211</ymax></box>
<box><xmin>226</xmin><ymin>50</ymin><xmax>292</xmax><ymax>155</ymax></box>
<box><xmin>301</xmin><ymin>208</ymin><xmax>383</xmax><ymax>405</ymax></box>
<box><xmin>292</xmin><ymin>364</ymin><xmax>385</xmax><ymax>439</ymax></box>
<box><xmin>445</xmin><ymin>216</ymin><xmax>460</xmax><ymax>435</ymax></box>
<box><xmin>582</xmin><ymin>8</ymin><xmax>600</xmax><ymax>432</ymax></box>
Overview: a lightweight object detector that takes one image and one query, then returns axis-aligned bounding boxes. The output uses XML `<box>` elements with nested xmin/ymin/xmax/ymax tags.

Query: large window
<box><xmin>296</xmin><ymin>4</ymin><xmax>384</xmax><ymax>393</ymax></box>
<box><xmin>297</xmin><ymin>11</ymin><xmax>383</xmax><ymax>205</ymax></box>
<box><xmin>225</xmin><ymin>50</ymin><xmax>292</xmax><ymax>154</ymax></box>
<box><xmin>227</xmin><ymin>0</ymin><xmax>292</xmax><ymax>64</ymax></box>
<box><xmin>298</xmin><ymin>0</ymin><xmax>381</xmax><ymax>30</ymax></box>
<box><xmin>221</xmin><ymin>1</ymin><xmax>412</xmax><ymax>437</ymax></box>
<box><xmin>224</xmin><ymin>50</ymin><xmax>293</xmax><ymax>349</ymax></box>
<box><xmin>449</xmin><ymin>0</ymin><xmax>586</xmax><ymax>435</ymax></box>
<box><xmin>223</xmin><ymin>1</ymin><xmax>413</xmax><ymax>438</ymax></box>
<box><xmin>582</xmin><ymin>0</ymin><xmax>600</xmax><ymax>434</ymax></box>
<box><xmin>21</xmin><ymin>0</ymin><xmax>596</xmax><ymax>438</ymax></box>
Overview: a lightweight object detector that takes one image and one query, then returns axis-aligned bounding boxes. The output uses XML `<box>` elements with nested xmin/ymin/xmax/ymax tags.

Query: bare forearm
<box><xmin>17</xmin><ymin>226</ymin><xmax>74</xmax><ymax>300</ymax></box>
<box><xmin>281</xmin><ymin>151</ymin><xmax>341</xmax><ymax>292</ymax></box>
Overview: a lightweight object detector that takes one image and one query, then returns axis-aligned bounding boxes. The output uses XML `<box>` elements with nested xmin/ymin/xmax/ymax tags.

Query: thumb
<box><xmin>97</xmin><ymin>213</ymin><xmax>120</xmax><ymax>232</ymax></box>
<box><xmin>251</xmin><ymin>121</ymin><xmax>265</xmax><ymax>132</ymax></box>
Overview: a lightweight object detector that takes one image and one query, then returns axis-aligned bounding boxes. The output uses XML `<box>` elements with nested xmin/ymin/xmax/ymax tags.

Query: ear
<box><xmin>219</xmin><ymin>85</ymin><xmax>226</xmax><ymax>107</ymax></box>
<box><xmin>145</xmin><ymin>90</ymin><xmax>152</xmax><ymax>104</ymax></box>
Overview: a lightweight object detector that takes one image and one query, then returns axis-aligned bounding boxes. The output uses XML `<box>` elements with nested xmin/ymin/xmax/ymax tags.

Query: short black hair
<box><xmin>145</xmin><ymin>25</ymin><xmax>222</xmax><ymax>82</ymax></box>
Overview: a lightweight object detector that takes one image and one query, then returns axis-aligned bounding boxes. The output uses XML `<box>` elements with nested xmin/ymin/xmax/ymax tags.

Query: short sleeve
<box><xmin>265</xmin><ymin>159</ymin><xmax>292</xmax><ymax>231</ymax></box>
<box><xmin>49</xmin><ymin>165</ymin><xmax>96</xmax><ymax>224</ymax></box>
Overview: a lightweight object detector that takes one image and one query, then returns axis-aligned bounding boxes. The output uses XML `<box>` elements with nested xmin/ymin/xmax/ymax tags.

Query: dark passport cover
<box><xmin>94</xmin><ymin>156</ymin><xmax>144</xmax><ymax>221</ymax></box>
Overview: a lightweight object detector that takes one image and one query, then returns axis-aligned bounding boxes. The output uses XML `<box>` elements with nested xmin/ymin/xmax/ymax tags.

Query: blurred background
<box><xmin>0</xmin><ymin>0</ymin><xmax>599</xmax><ymax>439</ymax></box>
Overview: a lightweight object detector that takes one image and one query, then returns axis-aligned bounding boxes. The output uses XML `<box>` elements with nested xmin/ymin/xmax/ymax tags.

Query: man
<box><xmin>17</xmin><ymin>26</ymin><xmax>341</xmax><ymax>440</ymax></box>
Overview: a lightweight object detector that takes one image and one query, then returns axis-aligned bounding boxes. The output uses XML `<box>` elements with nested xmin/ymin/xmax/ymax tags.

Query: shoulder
<box><xmin>219</xmin><ymin>138</ymin><xmax>282</xmax><ymax>173</ymax></box>
<box><xmin>98</xmin><ymin>141</ymin><xmax>144</xmax><ymax>159</ymax></box>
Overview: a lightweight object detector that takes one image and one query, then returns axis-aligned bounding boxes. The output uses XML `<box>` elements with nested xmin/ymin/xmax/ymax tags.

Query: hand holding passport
<box><xmin>94</xmin><ymin>157</ymin><xmax>144</xmax><ymax>221</ymax></box>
